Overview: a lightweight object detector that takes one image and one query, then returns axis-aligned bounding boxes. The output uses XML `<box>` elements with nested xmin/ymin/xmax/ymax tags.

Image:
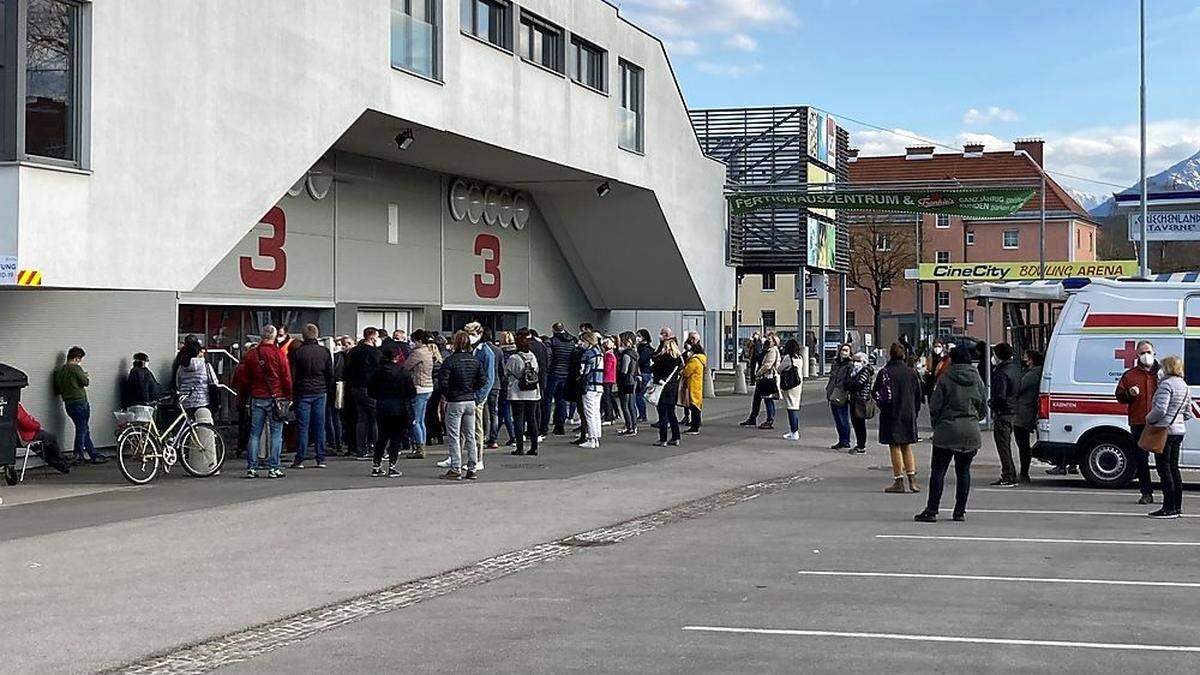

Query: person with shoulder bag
<box><xmin>232</xmin><ymin>325</ymin><xmax>293</xmax><ymax>479</ymax></box>
<box><xmin>648</xmin><ymin>337</ymin><xmax>685</xmax><ymax>446</ymax></box>
<box><xmin>741</xmin><ymin>333</ymin><xmax>781</xmax><ymax>430</ymax></box>
<box><xmin>846</xmin><ymin>352</ymin><xmax>875</xmax><ymax>454</ymax></box>
<box><xmin>826</xmin><ymin>343</ymin><xmax>854</xmax><ymax>449</ymax></box>
<box><xmin>875</xmin><ymin>342</ymin><xmax>923</xmax><ymax>494</ymax></box>
<box><xmin>1142</xmin><ymin>355</ymin><xmax>1192</xmax><ymax>519</ymax></box>
<box><xmin>778</xmin><ymin>339</ymin><xmax>805</xmax><ymax>441</ymax></box>
<box><xmin>914</xmin><ymin>346</ymin><xmax>987</xmax><ymax>522</ymax></box>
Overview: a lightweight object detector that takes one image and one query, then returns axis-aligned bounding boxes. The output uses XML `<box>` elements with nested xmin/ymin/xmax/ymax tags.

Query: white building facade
<box><xmin>0</xmin><ymin>0</ymin><xmax>731</xmax><ymax>445</ymax></box>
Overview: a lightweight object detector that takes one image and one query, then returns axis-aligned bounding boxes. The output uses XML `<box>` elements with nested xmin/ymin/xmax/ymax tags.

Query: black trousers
<box><xmin>374</xmin><ymin>413</ymin><xmax>408</xmax><ymax>465</ymax></box>
<box><xmin>601</xmin><ymin>384</ymin><xmax>617</xmax><ymax>421</ymax></box>
<box><xmin>351</xmin><ymin>387</ymin><xmax>377</xmax><ymax>455</ymax></box>
<box><xmin>993</xmin><ymin>416</ymin><xmax>1016</xmax><ymax>482</ymax></box>
<box><xmin>851</xmin><ymin>409</ymin><xmax>867</xmax><ymax>449</ymax></box>
<box><xmin>657</xmin><ymin>402</ymin><xmax>680</xmax><ymax>442</ymax></box>
<box><xmin>512</xmin><ymin>400</ymin><xmax>540</xmax><ymax>453</ymax></box>
<box><xmin>1129</xmin><ymin>425</ymin><xmax>1155</xmax><ymax>496</ymax></box>
<box><xmin>687</xmin><ymin>405</ymin><xmax>702</xmax><ymax>432</ymax></box>
<box><xmin>925</xmin><ymin>446</ymin><xmax>976</xmax><ymax>517</ymax></box>
<box><xmin>619</xmin><ymin>391</ymin><xmax>637</xmax><ymax>431</ymax></box>
<box><xmin>1014</xmin><ymin>427</ymin><xmax>1033</xmax><ymax>476</ymax></box>
<box><xmin>1156</xmin><ymin>435</ymin><xmax>1185</xmax><ymax>513</ymax></box>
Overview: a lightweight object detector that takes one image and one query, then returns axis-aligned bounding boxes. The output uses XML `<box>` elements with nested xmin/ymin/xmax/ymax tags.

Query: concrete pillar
<box><xmin>733</xmin><ymin>363</ymin><xmax>749</xmax><ymax>394</ymax></box>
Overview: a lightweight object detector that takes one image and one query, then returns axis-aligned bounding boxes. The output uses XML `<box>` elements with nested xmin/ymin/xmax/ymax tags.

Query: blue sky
<box><xmin>616</xmin><ymin>0</ymin><xmax>1200</xmax><ymax>197</ymax></box>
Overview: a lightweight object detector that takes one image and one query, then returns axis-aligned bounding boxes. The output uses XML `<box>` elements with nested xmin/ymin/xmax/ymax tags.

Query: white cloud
<box><xmin>665</xmin><ymin>39</ymin><xmax>702</xmax><ymax>56</ymax></box>
<box><xmin>1043</xmin><ymin>119</ymin><xmax>1200</xmax><ymax>189</ymax></box>
<box><xmin>849</xmin><ymin>128</ymin><xmax>935</xmax><ymax>156</ymax></box>
<box><xmin>962</xmin><ymin>106</ymin><xmax>1020</xmax><ymax>125</ymax></box>
<box><xmin>618</xmin><ymin>0</ymin><xmax>796</xmax><ymax>61</ymax></box>
<box><xmin>954</xmin><ymin>132</ymin><xmax>1008</xmax><ymax>150</ymax></box>
<box><xmin>723</xmin><ymin>33</ymin><xmax>758</xmax><ymax>52</ymax></box>
<box><xmin>695</xmin><ymin>62</ymin><xmax>765</xmax><ymax>78</ymax></box>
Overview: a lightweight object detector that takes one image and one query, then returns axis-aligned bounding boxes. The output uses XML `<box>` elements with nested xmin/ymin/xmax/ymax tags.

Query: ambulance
<box><xmin>1035</xmin><ymin>275</ymin><xmax>1200</xmax><ymax>488</ymax></box>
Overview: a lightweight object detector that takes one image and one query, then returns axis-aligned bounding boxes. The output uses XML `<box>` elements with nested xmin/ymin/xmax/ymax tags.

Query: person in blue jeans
<box><xmin>233</xmin><ymin>325</ymin><xmax>293</xmax><ymax>478</ymax></box>
<box><xmin>826</xmin><ymin>344</ymin><xmax>854</xmax><ymax>449</ymax></box>
<box><xmin>289</xmin><ymin>324</ymin><xmax>334</xmax><ymax>469</ymax></box>
<box><xmin>53</xmin><ymin>346</ymin><xmax>106</xmax><ymax>464</ymax></box>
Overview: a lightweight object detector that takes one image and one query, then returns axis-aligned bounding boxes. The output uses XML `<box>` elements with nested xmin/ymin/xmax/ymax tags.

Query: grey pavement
<box><xmin>2</xmin><ymin>382</ymin><xmax>1165</xmax><ymax>674</ymax></box>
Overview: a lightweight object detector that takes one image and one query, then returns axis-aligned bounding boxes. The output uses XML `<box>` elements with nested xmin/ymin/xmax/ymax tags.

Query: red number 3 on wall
<box><xmin>240</xmin><ymin>207</ymin><xmax>287</xmax><ymax>290</ymax></box>
<box><xmin>474</xmin><ymin>233</ymin><xmax>502</xmax><ymax>299</ymax></box>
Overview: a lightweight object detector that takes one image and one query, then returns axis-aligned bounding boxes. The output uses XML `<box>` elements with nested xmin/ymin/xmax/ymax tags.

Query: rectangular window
<box><xmin>618</xmin><ymin>59</ymin><xmax>643</xmax><ymax>153</ymax></box>
<box><xmin>937</xmin><ymin>290</ymin><xmax>951</xmax><ymax>308</ymax></box>
<box><xmin>570</xmin><ymin>35</ymin><xmax>606</xmax><ymax>91</ymax></box>
<box><xmin>965</xmin><ymin>309</ymin><xmax>975</xmax><ymax>325</ymax></box>
<box><xmin>876</xmin><ymin>233</ymin><xmax>892</xmax><ymax>251</ymax></box>
<box><xmin>762</xmin><ymin>310</ymin><xmax>776</xmax><ymax>329</ymax></box>
<box><xmin>461</xmin><ymin>0</ymin><xmax>511</xmax><ymax>51</ymax></box>
<box><xmin>518</xmin><ymin>10</ymin><xmax>563</xmax><ymax>73</ymax></box>
<box><xmin>1003</xmin><ymin>229</ymin><xmax>1020</xmax><ymax>249</ymax></box>
<box><xmin>391</xmin><ymin>0</ymin><xmax>439</xmax><ymax>79</ymax></box>
<box><xmin>936</xmin><ymin>213</ymin><xmax>951</xmax><ymax>229</ymax></box>
<box><xmin>936</xmin><ymin>250</ymin><xmax>950</xmax><ymax>264</ymax></box>
<box><xmin>761</xmin><ymin>272</ymin><xmax>776</xmax><ymax>291</ymax></box>
<box><xmin>966</xmin><ymin>230</ymin><xmax>975</xmax><ymax>246</ymax></box>
<box><xmin>846</xmin><ymin>311</ymin><xmax>857</xmax><ymax>326</ymax></box>
<box><xmin>25</xmin><ymin>0</ymin><xmax>79</xmax><ymax>161</ymax></box>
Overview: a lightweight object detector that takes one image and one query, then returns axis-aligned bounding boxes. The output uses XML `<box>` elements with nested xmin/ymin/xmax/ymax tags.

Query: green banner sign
<box><xmin>728</xmin><ymin>188</ymin><xmax>1037</xmax><ymax>218</ymax></box>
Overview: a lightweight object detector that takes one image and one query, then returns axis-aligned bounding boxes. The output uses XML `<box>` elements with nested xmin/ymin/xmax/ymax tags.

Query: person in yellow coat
<box><xmin>681</xmin><ymin>344</ymin><xmax>708</xmax><ymax>435</ymax></box>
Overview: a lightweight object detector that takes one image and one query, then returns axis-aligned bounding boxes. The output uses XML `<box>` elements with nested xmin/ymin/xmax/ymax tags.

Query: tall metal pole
<box><xmin>915</xmin><ymin>215</ymin><xmax>924</xmax><ymax>345</ymax></box>
<box><xmin>1039</xmin><ymin>173</ymin><xmax>1046</xmax><ymax>279</ymax></box>
<box><xmin>1138</xmin><ymin>0</ymin><xmax>1149</xmax><ymax>278</ymax></box>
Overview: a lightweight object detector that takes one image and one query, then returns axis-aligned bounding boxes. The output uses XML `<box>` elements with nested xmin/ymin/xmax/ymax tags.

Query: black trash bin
<box><xmin>0</xmin><ymin>363</ymin><xmax>30</xmax><ymax>469</ymax></box>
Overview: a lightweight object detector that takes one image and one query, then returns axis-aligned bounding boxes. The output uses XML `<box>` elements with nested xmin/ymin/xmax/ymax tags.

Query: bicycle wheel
<box><xmin>118</xmin><ymin>427</ymin><xmax>161</xmax><ymax>485</ymax></box>
<box><xmin>180</xmin><ymin>422</ymin><xmax>226</xmax><ymax>478</ymax></box>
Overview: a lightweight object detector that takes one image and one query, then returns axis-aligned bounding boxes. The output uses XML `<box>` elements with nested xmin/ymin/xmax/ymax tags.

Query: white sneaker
<box><xmin>586</xmin><ymin>439</ymin><xmax>600</xmax><ymax>449</ymax></box>
<box><xmin>475</xmin><ymin>460</ymin><xmax>484</xmax><ymax>471</ymax></box>
<box><xmin>538</xmin><ymin>435</ymin><xmax>547</xmax><ymax>442</ymax></box>
<box><xmin>783</xmin><ymin>432</ymin><xmax>799</xmax><ymax>441</ymax></box>
<box><xmin>436</xmin><ymin>458</ymin><xmax>452</xmax><ymax>468</ymax></box>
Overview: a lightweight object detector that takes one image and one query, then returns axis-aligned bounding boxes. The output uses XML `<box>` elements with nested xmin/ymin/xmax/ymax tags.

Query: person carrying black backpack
<box><xmin>506</xmin><ymin>329</ymin><xmax>542</xmax><ymax>456</ymax></box>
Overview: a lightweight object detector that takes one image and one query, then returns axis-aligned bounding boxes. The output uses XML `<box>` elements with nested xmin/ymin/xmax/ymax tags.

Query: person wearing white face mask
<box><xmin>846</xmin><ymin>352</ymin><xmax>875</xmax><ymax>453</ymax></box>
<box><xmin>922</xmin><ymin>339</ymin><xmax>950</xmax><ymax>404</ymax></box>
<box><xmin>1115</xmin><ymin>340</ymin><xmax>1161</xmax><ymax>504</ymax></box>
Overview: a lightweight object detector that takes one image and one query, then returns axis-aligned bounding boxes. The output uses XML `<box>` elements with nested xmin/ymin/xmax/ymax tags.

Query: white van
<box><xmin>1036</xmin><ymin>275</ymin><xmax>1200</xmax><ymax>488</ymax></box>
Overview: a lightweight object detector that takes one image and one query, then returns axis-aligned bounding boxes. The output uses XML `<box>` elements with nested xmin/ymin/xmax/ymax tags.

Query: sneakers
<box><xmin>407</xmin><ymin>449</ymin><xmax>425</xmax><ymax>460</ymax></box>
<box><xmin>439</xmin><ymin>469</ymin><xmax>462</xmax><ymax>480</ymax></box>
<box><xmin>783</xmin><ymin>432</ymin><xmax>799</xmax><ymax>441</ymax></box>
<box><xmin>315</xmin><ymin>462</ymin><xmax>328</xmax><ymax>469</ymax></box>
<box><xmin>371</xmin><ymin>465</ymin><xmax>385</xmax><ymax>477</ymax></box>
<box><xmin>527</xmin><ymin>449</ymin><xmax>538</xmax><ymax>456</ymax></box>
<box><xmin>436</xmin><ymin>457</ymin><xmax>453</xmax><ymax>468</ymax></box>
<box><xmin>1045</xmin><ymin>466</ymin><xmax>1068</xmax><ymax>475</ymax></box>
<box><xmin>504</xmin><ymin>439</ymin><xmax>516</xmax><ymax>447</ymax></box>
<box><xmin>913</xmin><ymin>511</ymin><xmax>937</xmax><ymax>523</ymax></box>
<box><xmin>245</xmin><ymin>469</ymin><xmax>258</xmax><ymax>479</ymax></box>
<box><xmin>353</xmin><ymin>453</ymin><xmax>372</xmax><ymax>461</ymax></box>
<box><xmin>952</xmin><ymin>512</ymin><xmax>966</xmax><ymax>522</ymax></box>
<box><xmin>511</xmin><ymin>449</ymin><xmax>526</xmax><ymax>456</ymax></box>
<box><xmin>667</xmin><ymin>440</ymin><xmax>680</xmax><ymax>447</ymax></box>
<box><xmin>653</xmin><ymin>441</ymin><xmax>669</xmax><ymax>447</ymax></box>
<box><xmin>388</xmin><ymin>464</ymin><xmax>402</xmax><ymax>478</ymax></box>
<box><xmin>739</xmin><ymin>419</ymin><xmax>757</xmax><ymax>427</ymax></box>
<box><xmin>267</xmin><ymin>468</ymin><xmax>285</xmax><ymax>479</ymax></box>
<box><xmin>830</xmin><ymin>443</ymin><xmax>850</xmax><ymax>450</ymax></box>
<box><xmin>582</xmin><ymin>439</ymin><xmax>600</xmax><ymax>449</ymax></box>
<box><xmin>757</xmin><ymin>422</ymin><xmax>774</xmax><ymax>430</ymax></box>
<box><xmin>290</xmin><ymin>462</ymin><xmax>305</xmax><ymax>470</ymax></box>
<box><xmin>538</xmin><ymin>435</ymin><xmax>547</xmax><ymax>442</ymax></box>
<box><xmin>1148</xmin><ymin>508</ymin><xmax>1180</xmax><ymax>519</ymax></box>
<box><xmin>685</xmin><ymin>430</ymin><xmax>701</xmax><ymax>436</ymax></box>
<box><xmin>990</xmin><ymin>479</ymin><xmax>1018</xmax><ymax>488</ymax></box>
<box><xmin>90</xmin><ymin>455</ymin><xmax>109</xmax><ymax>465</ymax></box>
<box><xmin>485</xmin><ymin>442</ymin><xmax>500</xmax><ymax>450</ymax></box>
<box><xmin>850</xmin><ymin>446</ymin><xmax>866</xmax><ymax>455</ymax></box>
<box><xmin>475</xmin><ymin>460</ymin><xmax>484</xmax><ymax>471</ymax></box>
<box><xmin>1138</xmin><ymin>494</ymin><xmax>1155</xmax><ymax>505</ymax></box>
<box><xmin>463</xmin><ymin>470</ymin><xmax>478</xmax><ymax>480</ymax></box>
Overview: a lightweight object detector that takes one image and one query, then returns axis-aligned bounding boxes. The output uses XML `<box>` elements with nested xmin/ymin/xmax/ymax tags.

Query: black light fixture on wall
<box><xmin>596</xmin><ymin>181</ymin><xmax>611</xmax><ymax>198</ymax></box>
<box><xmin>395</xmin><ymin>128</ymin><xmax>415</xmax><ymax>151</ymax></box>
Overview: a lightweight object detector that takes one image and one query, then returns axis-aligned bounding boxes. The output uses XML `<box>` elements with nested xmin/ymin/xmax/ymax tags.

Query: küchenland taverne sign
<box><xmin>728</xmin><ymin>187</ymin><xmax>1037</xmax><ymax>218</ymax></box>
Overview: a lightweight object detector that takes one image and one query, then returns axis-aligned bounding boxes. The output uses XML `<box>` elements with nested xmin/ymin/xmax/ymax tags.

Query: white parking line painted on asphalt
<box><xmin>978</xmin><ymin>488</ymin><xmax>1141</xmax><ymax>497</ymax></box>
<box><xmin>877</xmin><ymin>534</ymin><xmax>1200</xmax><ymax>547</ymax></box>
<box><xmin>795</xmin><ymin>570</ymin><xmax>1200</xmax><ymax>589</ymax></box>
<box><xmin>972</xmin><ymin>508</ymin><xmax>1198</xmax><ymax>518</ymax></box>
<box><xmin>681</xmin><ymin>626</ymin><xmax>1200</xmax><ymax>653</ymax></box>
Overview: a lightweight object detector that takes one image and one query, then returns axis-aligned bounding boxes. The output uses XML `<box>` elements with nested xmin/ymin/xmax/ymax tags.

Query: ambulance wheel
<box><xmin>1077</xmin><ymin>432</ymin><xmax>1135</xmax><ymax>489</ymax></box>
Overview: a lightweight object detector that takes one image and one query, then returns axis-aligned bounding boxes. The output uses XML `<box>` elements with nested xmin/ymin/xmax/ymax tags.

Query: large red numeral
<box><xmin>240</xmin><ymin>207</ymin><xmax>287</xmax><ymax>290</ymax></box>
<box><xmin>474</xmin><ymin>233</ymin><xmax>501</xmax><ymax>299</ymax></box>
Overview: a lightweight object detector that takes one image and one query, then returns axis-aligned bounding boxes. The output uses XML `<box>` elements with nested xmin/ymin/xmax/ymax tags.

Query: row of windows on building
<box><xmin>392</xmin><ymin>0</ymin><xmax>645</xmax><ymax>152</ymax></box>
<box><xmin>876</xmin><ymin>229</ymin><xmax>1020</xmax><ymax>252</ymax></box>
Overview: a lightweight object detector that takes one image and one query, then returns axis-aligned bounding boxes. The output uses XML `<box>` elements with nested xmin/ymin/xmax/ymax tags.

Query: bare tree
<box><xmin>846</xmin><ymin>215</ymin><xmax>922</xmax><ymax>348</ymax></box>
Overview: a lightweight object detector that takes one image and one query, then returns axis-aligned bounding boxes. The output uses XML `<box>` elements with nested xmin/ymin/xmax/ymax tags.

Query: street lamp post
<box><xmin>1139</xmin><ymin>0</ymin><xmax>1150</xmax><ymax>278</ymax></box>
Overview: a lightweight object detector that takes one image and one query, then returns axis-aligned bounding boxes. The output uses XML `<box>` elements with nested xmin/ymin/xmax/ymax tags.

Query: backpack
<box><xmin>517</xmin><ymin>353</ymin><xmax>539</xmax><ymax>391</ymax></box>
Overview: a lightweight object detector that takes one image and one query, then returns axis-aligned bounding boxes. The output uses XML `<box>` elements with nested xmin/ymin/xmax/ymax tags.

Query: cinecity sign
<box><xmin>916</xmin><ymin>260</ymin><xmax>1138</xmax><ymax>281</ymax></box>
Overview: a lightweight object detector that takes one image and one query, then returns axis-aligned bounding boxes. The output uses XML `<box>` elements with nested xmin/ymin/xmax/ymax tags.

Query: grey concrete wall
<box><xmin>0</xmin><ymin>288</ymin><xmax>178</xmax><ymax>448</ymax></box>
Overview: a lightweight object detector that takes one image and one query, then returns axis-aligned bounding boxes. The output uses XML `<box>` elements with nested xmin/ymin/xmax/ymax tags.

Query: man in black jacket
<box><xmin>289</xmin><ymin>324</ymin><xmax>335</xmax><ymax>469</ymax></box>
<box><xmin>124</xmin><ymin>352</ymin><xmax>161</xmax><ymax>408</ymax></box>
<box><xmin>345</xmin><ymin>327</ymin><xmax>382</xmax><ymax>460</ymax></box>
<box><xmin>546</xmin><ymin>323</ymin><xmax>576</xmax><ymax>435</ymax></box>
<box><xmin>989</xmin><ymin>342</ymin><xmax>1022</xmax><ymax>488</ymax></box>
<box><xmin>529</xmin><ymin>329</ymin><xmax>552</xmax><ymax>438</ymax></box>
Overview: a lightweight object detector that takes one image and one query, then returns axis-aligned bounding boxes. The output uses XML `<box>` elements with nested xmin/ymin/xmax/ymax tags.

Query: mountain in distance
<box><xmin>1088</xmin><ymin>147</ymin><xmax>1200</xmax><ymax>217</ymax></box>
<box><xmin>1066</xmin><ymin>187</ymin><xmax>1107</xmax><ymax>213</ymax></box>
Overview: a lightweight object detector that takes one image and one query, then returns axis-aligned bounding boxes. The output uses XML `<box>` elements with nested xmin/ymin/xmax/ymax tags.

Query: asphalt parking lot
<box><xmin>220</xmin><ymin>459</ymin><xmax>1200</xmax><ymax>673</ymax></box>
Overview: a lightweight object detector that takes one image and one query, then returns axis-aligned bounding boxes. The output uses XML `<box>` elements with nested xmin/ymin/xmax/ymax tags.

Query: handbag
<box><xmin>257</xmin><ymin>349</ymin><xmax>293</xmax><ymax>422</ymax></box>
<box><xmin>754</xmin><ymin>374</ymin><xmax>780</xmax><ymax>400</ymax></box>
<box><xmin>1138</xmin><ymin>394</ymin><xmax>1186</xmax><ymax>455</ymax></box>
<box><xmin>780</xmin><ymin>362</ymin><xmax>802</xmax><ymax>391</ymax></box>
<box><xmin>206</xmin><ymin>363</ymin><xmax>221</xmax><ymax>409</ymax></box>
<box><xmin>855</xmin><ymin>397</ymin><xmax>877</xmax><ymax>420</ymax></box>
<box><xmin>646</xmin><ymin>367</ymin><xmax>678</xmax><ymax>407</ymax></box>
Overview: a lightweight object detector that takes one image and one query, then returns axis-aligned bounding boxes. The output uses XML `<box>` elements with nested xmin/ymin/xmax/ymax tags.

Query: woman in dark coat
<box><xmin>1012</xmin><ymin>349</ymin><xmax>1044</xmax><ymax>483</ymax></box>
<box><xmin>873</xmin><ymin>342</ymin><xmax>923</xmax><ymax>494</ymax></box>
<box><xmin>650</xmin><ymin>337</ymin><xmax>684</xmax><ymax>447</ymax></box>
<box><xmin>915</xmin><ymin>345</ymin><xmax>988</xmax><ymax>522</ymax></box>
<box><xmin>368</xmin><ymin>344</ymin><xmax>416</xmax><ymax>477</ymax></box>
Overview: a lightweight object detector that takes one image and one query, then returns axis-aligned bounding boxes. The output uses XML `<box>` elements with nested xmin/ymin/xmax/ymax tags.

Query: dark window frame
<box><xmin>761</xmin><ymin>271</ymin><xmax>776</xmax><ymax>291</ymax></box>
<box><xmin>517</xmin><ymin>9</ymin><xmax>563</xmax><ymax>74</ymax></box>
<box><xmin>461</xmin><ymin>0</ymin><xmax>512</xmax><ymax>52</ymax></box>
<box><xmin>569</xmin><ymin>33</ymin><xmax>606</xmax><ymax>92</ymax></box>
<box><xmin>617</xmin><ymin>58</ymin><xmax>644</xmax><ymax>153</ymax></box>
<box><xmin>391</xmin><ymin>0</ymin><xmax>441</xmax><ymax>81</ymax></box>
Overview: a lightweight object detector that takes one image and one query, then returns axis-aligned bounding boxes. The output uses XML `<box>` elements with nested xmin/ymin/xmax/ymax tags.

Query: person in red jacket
<box><xmin>16</xmin><ymin>404</ymin><xmax>71</xmax><ymax>474</ymax></box>
<box><xmin>1115</xmin><ymin>339</ymin><xmax>1160</xmax><ymax>505</ymax></box>
<box><xmin>233</xmin><ymin>325</ymin><xmax>293</xmax><ymax>479</ymax></box>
